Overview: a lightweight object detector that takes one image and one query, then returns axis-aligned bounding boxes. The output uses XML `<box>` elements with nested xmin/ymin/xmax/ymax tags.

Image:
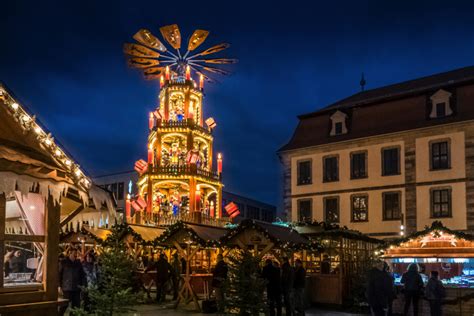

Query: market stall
<box><xmin>60</xmin><ymin>225</ymin><xmax>111</xmax><ymax>255</ymax></box>
<box><xmin>294</xmin><ymin>222</ymin><xmax>383</xmax><ymax>305</ymax></box>
<box><xmin>156</xmin><ymin>221</ymin><xmax>227</xmax><ymax>311</ymax></box>
<box><xmin>0</xmin><ymin>84</ymin><xmax>115</xmax><ymax>315</ymax></box>
<box><xmin>383</xmin><ymin>221</ymin><xmax>474</xmax><ymax>315</ymax></box>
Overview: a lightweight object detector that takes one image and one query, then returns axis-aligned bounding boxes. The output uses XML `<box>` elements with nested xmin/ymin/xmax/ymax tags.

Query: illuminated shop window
<box><xmin>351</xmin><ymin>195</ymin><xmax>368</xmax><ymax>222</ymax></box>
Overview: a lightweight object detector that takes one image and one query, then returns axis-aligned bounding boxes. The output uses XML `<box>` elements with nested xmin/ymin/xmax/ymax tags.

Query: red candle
<box><xmin>160</xmin><ymin>75</ymin><xmax>164</xmax><ymax>88</ymax></box>
<box><xmin>165</xmin><ymin>66</ymin><xmax>170</xmax><ymax>80</ymax></box>
<box><xmin>148</xmin><ymin>146</ymin><xmax>154</xmax><ymax>165</ymax></box>
<box><xmin>185</xmin><ymin>65</ymin><xmax>191</xmax><ymax>81</ymax></box>
<box><xmin>148</xmin><ymin>112</ymin><xmax>154</xmax><ymax>130</ymax></box>
<box><xmin>199</xmin><ymin>74</ymin><xmax>204</xmax><ymax>90</ymax></box>
<box><xmin>125</xmin><ymin>195</ymin><xmax>131</xmax><ymax>219</ymax></box>
<box><xmin>217</xmin><ymin>153</ymin><xmax>222</xmax><ymax>174</ymax></box>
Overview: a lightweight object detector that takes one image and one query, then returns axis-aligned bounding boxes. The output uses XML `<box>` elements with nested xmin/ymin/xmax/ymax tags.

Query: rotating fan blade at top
<box><xmin>127</xmin><ymin>58</ymin><xmax>160</xmax><ymax>68</ymax></box>
<box><xmin>160</xmin><ymin>24</ymin><xmax>181</xmax><ymax>50</ymax></box>
<box><xmin>192</xmin><ymin>43</ymin><xmax>230</xmax><ymax>57</ymax></box>
<box><xmin>133</xmin><ymin>29</ymin><xmax>167</xmax><ymax>52</ymax></box>
<box><xmin>124</xmin><ymin>43</ymin><xmax>160</xmax><ymax>58</ymax></box>
<box><xmin>200</xmin><ymin>58</ymin><xmax>238</xmax><ymax>64</ymax></box>
<box><xmin>187</xmin><ymin>29</ymin><xmax>209</xmax><ymax>51</ymax></box>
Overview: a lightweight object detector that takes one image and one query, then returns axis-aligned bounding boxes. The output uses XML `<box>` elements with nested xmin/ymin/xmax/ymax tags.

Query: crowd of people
<box><xmin>366</xmin><ymin>261</ymin><xmax>446</xmax><ymax>316</ymax></box>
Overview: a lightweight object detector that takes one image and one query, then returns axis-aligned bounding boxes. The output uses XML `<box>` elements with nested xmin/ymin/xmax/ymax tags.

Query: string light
<box><xmin>11</xmin><ymin>102</ymin><xmax>19</xmax><ymax>110</ymax></box>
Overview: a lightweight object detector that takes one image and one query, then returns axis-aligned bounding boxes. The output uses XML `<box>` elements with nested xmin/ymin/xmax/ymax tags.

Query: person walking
<box><xmin>383</xmin><ymin>262</ymin><xmax>396</xmax><ymax>316</ymax></box>
<box><xmin>81</xmin><ymin>252</ymin><xmax>98</xmax><ymax>312</ymax></box>
<box><xmin>59</xmin><ymin>248</ymin><xmax>86</xmax><ymax>314</ymax></box>
<box><xmin>281</xmin><ymin>257</ymin><xmax>294</xmax><ymax>316</ymax></box>
<box><xmin>366</xmin><ymin>261</ymin><xmax>393</xmax><ymax>316</ymax></box>
<box><xmin>212</xmin><ymin>254</ymin><xmax>228</xmax><ymax>313</ymax></box>
<box><xmin>401</xmin><ymin>263</ymin><xmax>424</xmax><ymax>316</ymax></box>
<box><xmin>293</xmin><ymin>259</ymin><xmax>306</xmax><ymax>316</ymax></box>
<box><xmin>426</xmin><ymin>271</ymin><xmax>445</xmax><ymax>316</ymax></box>
<box><xmin>153</xmin><ymin>253</ymin><xmax>172</xmax><ymax>303</ymax></box>
<box><xmin>262</xmin><ymin>259</ymin><xmax>282</xmax><ymax>316</ymax></box>
<box><xmin>171</xmin><ymin>253</ymin><xmax>181</xmax><ymax>300</ymax></box>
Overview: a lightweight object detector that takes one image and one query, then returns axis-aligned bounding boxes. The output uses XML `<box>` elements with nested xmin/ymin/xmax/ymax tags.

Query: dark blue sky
<box><xmin>2</xmin><ymin>1</ymin><xmax>474</xmax><ymax>208</ymax></box>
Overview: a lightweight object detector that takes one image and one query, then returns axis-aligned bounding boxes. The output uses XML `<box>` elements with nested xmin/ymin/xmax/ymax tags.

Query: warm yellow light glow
<box><xmin>34</xmin><ymin>126</ymin><xmax>42</xmax><ymax>134</ymax></box>
<box><xmin>45</xmin><ymin>139</ymin><xmax>52</xmax><ymax>146</ymax></box>
<box><xmin>75</xmin><ymin>169</ymin><xmax>81</xmax><ymax>176</ymax></box>
<box><xmin>217</xmin><ymin>153</ymin><xmax>222</xmax><ymax>159</ymax></box>
<box><xmin>65</xmin><ymin>160</ymin><xmax>72</xmax><ymax>166</ymax></box>
<box><xmin>11</xmin><ymin>103</ymin><xmax>19</xmax><ymax>110</ymax></box>
<box><xmin>22</xmin><ymin>115</ymin><xmax>30</xmax><ymax>122</ymax></box>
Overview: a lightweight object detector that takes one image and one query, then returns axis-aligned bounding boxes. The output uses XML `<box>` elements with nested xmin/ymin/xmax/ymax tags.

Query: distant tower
<box><xmin>124</xmin><ymin>25</ymin><xmax>236</xmax><ymax>224</ymax></box>
<box><xmin>360</xmin><ymin>72</ymin><xmax>366</xmax><ymax>91</ymax></box>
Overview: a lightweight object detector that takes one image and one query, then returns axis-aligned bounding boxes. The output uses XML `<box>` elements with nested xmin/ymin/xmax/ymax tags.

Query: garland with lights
<box><xmin>0</xmin><ymin>85</ymin><xmax>91</xmax><ymax>191</ymax></box>
<box><xmin>382</xmin><ymin>221</ymin><xmax>474</xmax><ymax>249</ymax></box>
<box><xmin>220</xmin><ymin>219</ymin><xmax>315</xmax><ymax>251</ymax></box>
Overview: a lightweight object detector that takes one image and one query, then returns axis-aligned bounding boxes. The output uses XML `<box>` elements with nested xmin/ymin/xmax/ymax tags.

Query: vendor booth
<box><xmin>383</xmin><ymin>221</ymin><xmax>474</xmax><ymax>315</ymax></box>
<box><xmin>294</xmin><ymin>222</ymin><xmax>383</xmax><ymax>305</ymax></box>
<box><xmin>0</xmin><ymin>84</ymin><xmax>115</xmax><ymax>315</ymax></box>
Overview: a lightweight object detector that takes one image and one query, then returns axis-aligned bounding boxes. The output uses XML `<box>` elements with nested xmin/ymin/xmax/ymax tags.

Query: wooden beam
<box><xmin>45</xmin><ymin>193</ymin><xmax>60</xmax><ymax>301</ymax></box>
<box><xmin>60</xmin><ymin>204</ymin><xmax>84</xmax><ymax>227</ymax></box>
<box><xmin>0</xmin><ymin>194</ymin><xmax>5</xmax><ymax>288</ymax></box>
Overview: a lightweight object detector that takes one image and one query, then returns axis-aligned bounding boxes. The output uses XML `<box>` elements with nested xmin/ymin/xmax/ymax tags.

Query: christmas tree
<box><xmin>73</xmin><ymin>225</ymin><xmax>141</xmax><ymax>315</ymax></box>
<box><xmin>226</xmin><ymin>250</ymin><xmax>267</xmax><ymax>315</ymax></box>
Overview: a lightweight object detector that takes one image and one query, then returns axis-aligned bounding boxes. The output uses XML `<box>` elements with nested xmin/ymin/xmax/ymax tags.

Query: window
<box><xmin>117</xmin><ymin>182</ymin><xmax>124</xmax><ymax>200</ymax></box>
<box><xmin>330</xmin><ymin>111</ymin><xmax>348</xmax><ymax>136</ymax></box>
<box><xmin>382</xmin><ymin>147</ymin><xmax>400</xmax><ymax>176</ymax></box>
<box><xmin>297</xmin><ymin>199</ymin><xmax>312</xmax><ymax>222</ymax></box>
<box><xmin>429</xmin><ymin>89</ymin><xmax>453</xmax><ymax>118</ymax></box>
<box><xmin>324</xmin><ymin>197</ymin><xmax>339</xmax><ymax>224</ymax></box>
<box><xmin>335</xmin><ymin>122</ymin><xmax>343</xmax><ymax>135</ymax></box>
<box><xmin>1</xmin><ymin>192</ymin><xmax>46</xmax><ymax>289</ymax></box>
<box><xmin>383</xmin><ymin>192</ymin><xmax>401</xmax><ymax>220</ymax></box>
<box><xmin>247</xmin><ymin>206</ymin><xmax>260</xmax><ymax>220</ymax></box>
<box><xmin>436</xmin><ymin>103</ymin><xmax>446</xmax><ymax>117</ymax></box>
<box><xmin>431</xmin><ymin>141</ymin><xmax>450</xmax><ymax>170</ymax></box>
<box><xmin>431</xmin><ymin>188</ymin><xmax>451</xmax><ymax>218</ymax></box>
<box><xmin>351</xmin><ymin>152</ymin><xmax>367</xmax><ymax>179</ymax></box>
<box><xmin>297</xmin><ymin>160</ymin><xmax>312</xmax><ymax>185</ymax></box>
<box><xmin>351</xmin><ymin>195</ymin><xmax>368</xmax><ymax>222</ymax></box>
<box><xmin>323</xmin><ymin>156</ymin><xmax>339</xmax><ymax>182</ymax></box>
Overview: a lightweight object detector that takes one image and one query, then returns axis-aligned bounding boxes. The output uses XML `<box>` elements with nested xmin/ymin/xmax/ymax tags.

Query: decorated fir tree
<box><xmin>74</xmin><ymin>225</ymin><xmax>141</xmax><ymax>316</ymax></box>
<box><xmin>226</xmin><ymin>250</ymin><xmax>267</xmax><ymax>315</ymax></box>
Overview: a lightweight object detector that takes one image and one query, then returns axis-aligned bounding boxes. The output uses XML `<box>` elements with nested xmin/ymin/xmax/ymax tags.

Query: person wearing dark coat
<box><xmin>212</xmin><ymin>254</ymin><xmax>228</xmax><ymax>313</ymax></box>
<box><xmin>293</xmin><ymin>259</ymin><xmax>306</xmax><ymax>316</ymax></box>
<box><xmin>171</xmin><ymin>253</ymin><xmax>181</xmax><ymax>300</ymax></box>
<box><xmin>281</xmin><ymin>257</ymin><xmax>294</xmax><ymax>316</ymax></box>
<box><xmin>151</xmin><ymin>253</ymin><xmax>172</xmax><ymax>303</ymax></box>
<box><xmin>262</xmin><ymin>259</ymin><xmax>282</xmax><ymax>316</ymax></box>
<box><xmin>59</xmin><ymin>248</ymin><xmax>86</xmax><ymax>314</ymax></box>
<box><xmin>401</xmin><ymin>263</ymin><xmax>424</xmax><ymax>316</ymax></box>
<box><xmin>425</xmin><ymin>271</ymin><xmax>446</xmax><ymax>316</ymax></box>
<box><xmin>366</xmin><ymin>261</ymin><xmax>393</xmax><ymax>316</ymax></box>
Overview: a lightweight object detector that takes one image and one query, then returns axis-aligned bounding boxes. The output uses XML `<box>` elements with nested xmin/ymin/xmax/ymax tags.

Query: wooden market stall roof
<box><xmin>382</xmin><ymin>221</ymin><xmax>474</xmax><ymax>258</ymax></box>
<box><xmin>157</xmin><ymin>221</ymin><xmax>228</xmax><ymax>247</ymax></box>
<box><xmin>128</xmin><ymin>224</ymin><xmax>166</xmax><ymax>243</ymax></box>
<box><xmin>60</xmin><ymin>225</ymin><xmax>111</xmax><ymax>244</ymax></box>
<box><xmin>293</xmin><ymin>222</ymin><xmax>384</xmax><ymax>244</ymax></box>
<box><xmin>222</xmin><ymin>219</ymin><xmax>310</xmax><ymax>252</ymax></box>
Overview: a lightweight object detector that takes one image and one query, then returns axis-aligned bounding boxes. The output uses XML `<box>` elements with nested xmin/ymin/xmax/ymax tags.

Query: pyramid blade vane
<box><xmin>123</xmin><ymin>43</ymin><xmax>160</xmax><ymax>58</ymax></box>
<box><xmin>187</xmin><ymin>29</ymin><xmax>209</xmax><ymax>51</ymax></box>
<box><xmin>133</xmin><ymin>29</ymin><xmax>167</xmax><ymax>52</ymax></box>
<box><xmin>160</xmin><ymin>24</ymin><xmax>181</xmax><ymax>50</ymax></box>
<box><xmin>127</xmin><ymin>58</ymin><xmax>160</xmax><ymax>68</ymax></box>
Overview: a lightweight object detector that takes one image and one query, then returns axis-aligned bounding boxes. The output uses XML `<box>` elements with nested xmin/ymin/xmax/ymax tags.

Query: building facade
<box><xmin>94</xmin><ymin>170</ymin><xmax>277</xmax><ymax>222</ymax></box>
<box><xmin>279</xmin><ymin>66</ymin><xmax>474</xmax><ymax>237</ymax></box>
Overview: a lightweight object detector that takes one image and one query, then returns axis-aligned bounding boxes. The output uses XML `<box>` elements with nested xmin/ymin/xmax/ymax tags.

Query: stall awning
<box><xmin>383</xmin><ymin>221</ymin><xmax>474</xmax><ymax>258</ymax></box>
<box><xmin>158</xmin><ymin>221</ymin><xmax>228</xmax><ymax>247</ymax></box>
<box><xmin>128</xmin><ymin>224</ymin><xmax>166</xmax><ymax>242</ymax></box>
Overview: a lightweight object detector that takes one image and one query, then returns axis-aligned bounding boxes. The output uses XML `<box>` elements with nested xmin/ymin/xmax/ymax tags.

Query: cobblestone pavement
<box><xmin>126</xmin><ymin>303</ymin><xmax>369</xmax><ymax>315</ymax></box>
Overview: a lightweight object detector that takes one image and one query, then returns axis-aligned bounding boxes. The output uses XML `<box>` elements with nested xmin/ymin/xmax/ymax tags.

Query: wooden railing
<box><xmin>151</xmin><ymin>165</ymin><xmax>220</xmax><ymax>181</ymax></box>
<box><xmin>154</xmin><ymin>213</ymin><xmax>230</xmax><ymax>227</ymax></box>
<box><xmin>156</xmin><ymin>119</ymin><xmax>211</xmax><ymax>135</ymax></box>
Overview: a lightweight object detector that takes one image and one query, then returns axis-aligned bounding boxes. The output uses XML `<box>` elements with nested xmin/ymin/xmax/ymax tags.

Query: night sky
<box><xmin>2</xmin><ymin>1</ymin><xmax>474</xmax><ymax>210</ymax></box>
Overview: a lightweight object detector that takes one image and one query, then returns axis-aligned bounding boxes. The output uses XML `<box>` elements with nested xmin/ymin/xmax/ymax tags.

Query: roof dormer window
<box><xmin>330</xmin><ymin>110</ymin><xmax>348</xmax><ymax>136</ymax></box>
<box><xmin>429</xmin><ymin>89</ymin><xmax>453</xmax><ymax>119</ymax></box>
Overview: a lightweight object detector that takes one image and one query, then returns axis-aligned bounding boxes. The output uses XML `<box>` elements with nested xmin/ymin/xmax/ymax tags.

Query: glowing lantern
<box><xmin>205</xmin><ymin>117</ymin><xmax>216</xmax><ymax>129</ymax></box>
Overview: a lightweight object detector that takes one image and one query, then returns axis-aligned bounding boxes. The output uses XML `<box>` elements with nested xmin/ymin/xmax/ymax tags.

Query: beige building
<box><xmin>278</xmin><ymin>66</ymin><xmax>474</xmax><ymax>237</ymax></box>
